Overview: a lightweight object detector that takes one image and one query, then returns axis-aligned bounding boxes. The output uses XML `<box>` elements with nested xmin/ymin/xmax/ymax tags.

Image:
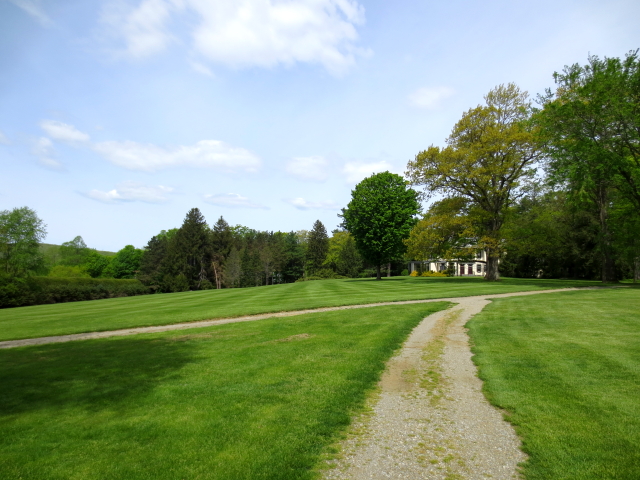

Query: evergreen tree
<box><xmin>306</xmin><ymin>220</ymin><xmax>329</xmax><ymax>275</ymax></box>
<box><xmin>138</xmin><ymin>235</ymin><xmax>169</xmax><ymax>288</ymax></box>
<box><xmin>162</xmin><ymin>208</ymin><xmax>211</xmax><ymax>289</ymax></box>
<box><xmin>211</xmin><ymin>216</ymin><xmax>233</xmax><ymax>288</ymax></box>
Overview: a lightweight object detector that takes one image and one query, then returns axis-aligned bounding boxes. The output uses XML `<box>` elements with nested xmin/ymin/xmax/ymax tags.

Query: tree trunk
<box><xmin>485</xmin><ymin>250</ymin><xmax>500</xmax><ymax>281</ymax></box>
<box><xmin>634</xmin><ymin>257</ymin><xmax>639</xmax><ymax>283</ymax></box>
<box><xmin>376</xmin><ymin>264</ymin><xmax>381</xmax><ymax>280</ymax></box>
<box><xmin>387</xmin><ymin>262</ymin><xmax>391</xmax><ymax>277</ymax></box>
<box><xmin>596</xmin><ymin>186</ymin><xmax>617</xmax><ymax>283</ymax></box>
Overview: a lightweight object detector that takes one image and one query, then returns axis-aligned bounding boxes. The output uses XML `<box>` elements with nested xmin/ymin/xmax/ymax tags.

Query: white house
<box><xmin>408</xmin><ymin>250</ymin><xmax>488</xmax><ymax>277</ymax></box>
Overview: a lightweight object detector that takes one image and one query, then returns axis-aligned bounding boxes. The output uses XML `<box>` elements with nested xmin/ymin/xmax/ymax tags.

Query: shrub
<box><xmin>409</xmin><ymin>270</ymin><xmax>419</xmax><ymax>277</ymax></box>
<box><xmin>0</xmin><ymin>276</ymin><xmax>149</xmax><ymax>308</ymax></box>
<box><xmin>48</xmin><ymin>265</ymin><xmax>91</xmax><ymax>278</ymax></box>
<box><xmin>401</xmin><ymin>269</ymin><xmax>409</xmax><ymax>276</ymax></box>
<box><xmin>421</xmin><ymin>271</ymin><xmax>448</xmax><ymax>277</ymax></box>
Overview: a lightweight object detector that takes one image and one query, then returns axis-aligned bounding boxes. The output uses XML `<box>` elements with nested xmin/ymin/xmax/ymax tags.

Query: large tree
<box><xmin>306</xmin><ymin>220</ymin><xmax>329</xmax><ymax>275</ymax></box>
<box><xmin>162</xmin><ymin>208</ymin><xmax>211</xmax><ymax>289</ymax></box>
<box><xmin>536</xmin><ymin>51</ymin><xmax>640</xmax><ymax>282</ymax></box>
<box><xmin>59</xmin><ymin>236</ymin><xmax>90</xmax><ymax>266</ymax></box>
<box><xmin>406</xmin><ymin>83</ymin><xmax>540</xmax><ymax>281</ymax></box>
<box><xmin>341</xmin><ymin>171</ymin><xmax>420</xmax><ymax>280</ymax></box>
<box><xmin>0</xmin><ymin>206</ymin><xmax>47</xmax><ymax>277</ymax></box>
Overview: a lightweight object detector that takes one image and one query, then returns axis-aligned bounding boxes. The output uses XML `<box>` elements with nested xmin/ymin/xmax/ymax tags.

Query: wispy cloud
<box><xmin>86</xmin><ymin>181</ymin><xmax>175</xmax><ymax>203</ymax></box>
<box><xmin>286</xmin><ymin>197</ymin><xmax>340</xmax><ymax>210</ymax></box>
<box><xmin>203</xmin><ymin>193</ymin><xmax>267</xmax><ymax>209</ymax></box>
<box><xmin>30</xmin><ymin>137</ymin><xmax>64</xmax><ymax>171</ymax></box>
<box><xmin>93</xmin><ymin>139</ymin><xmax>261</xmax><ymax>172</ymax></box>
<box><xmin>408</xmin><ymin>86</ymin><xmax>455</xmax><ymax>109</ymax></box>
<box><xmin>100</xmin><ymin>0</ymin><xmax>370</xmax><ymax>75</ymax></box>
<box><xmin>342</xmin><ymin>161</ymin><xmax>393</xmax><ymax>183</ymax></box>
<box><xmin>8</xmin><ymin>0</ymin><xmax>52</xmax><ymax>26</ymax></box>
<box><xmin>37</xmin><ymin>119</ymin><xmax>261</xmax><ymax>173</ymax></box>
<box><xmin>40</xmin><ymin>120</ymin><xmax>91</xmax><ymax>144</ymax></box>
<box><xmin>285</xmin><ymin>156</ymin><xmax>329</xmax><ymax>182</ymax></box>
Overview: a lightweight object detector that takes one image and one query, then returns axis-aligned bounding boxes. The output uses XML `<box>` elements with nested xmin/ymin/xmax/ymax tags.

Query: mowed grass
<box><xmin>0</xmin><ymin>303</ymin><xmax>448</xmax><ymax>480</ymax></box>
<box><xmin>467</xmin><ymin>288</ymin><xmax>640</xmax><ymax>480</ymax></box>
<box><xmin>0</xmin><ymin>276</ymin><xmax>598</xmax><ymax>341</ymax></box>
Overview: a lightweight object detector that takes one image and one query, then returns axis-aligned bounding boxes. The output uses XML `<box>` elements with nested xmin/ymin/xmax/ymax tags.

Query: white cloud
<box><xmin>285</xmin><ymin>156</ymin><xmax>329</xmax><ymax>182</ymax></box>
<box><xmin>9</xmin><ymin>0</ymin><xmax>52</xmax><ymax>26</ymax></box>
<box><xmin>203</xmin><ymin>193</ymin><xmax>267</xmax><ymax>209</ymax></box>
<box><xmin>40</xmin><ymin>120</ymin><xmax>91</xmax><ymax>144</ymax></box>
<box><xmin>286</xmin><ymin>197</ymin><xmax>340</xmax><ymax>210</ymax></box>
<box><xmin>0</xmin><ymin>130</ymin><xmax>9</xmax><ymax>145</ymax></box>
<box><xmin>86</xmin><ymin>181</ymin><xmax>175</xmax><ymax>203</ymax></box>
<box><xmin>100</xmin><ymin>0</ymin><xmax>176</xmax><ymax>58</ymax></box>
<box><xmin>93</xmin><ymin>139</ymin><xmax>261</xmax><ymax>172</ymax></box>
<box><xmin>189</xmin><ymin>59</ymin><xmax>215</xmax><ymax>77</ymax></box>
<box><xmin>342</xmin><ymin>160</ymin><xmax>393</xmax><ymax>183</ymax></box>
<box><xmin>101</xmin><ymin>0</ymin><xmax>369</xmax><ymax>74</ymax></box>
<box><xmin>30</xmin><ymin>137</ymin><xmax>64</xmax><ymax>170</ymax></box>
<box><xmin>408</xmin><ymin>86</ymin><xmax>455</xmax><ymax>109</ymax></box>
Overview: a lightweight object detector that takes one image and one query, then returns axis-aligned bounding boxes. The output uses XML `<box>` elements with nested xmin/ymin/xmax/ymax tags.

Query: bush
<box><xmin>401</xmin><ymin>269</ymin><xmax>409</xmax><ymax>276</ymax></box>
<box><xmin>48</xmin><ymin>265</ymin><xmax>90</xmax><ymax>278</ymax></box>
<box><xmin>409</xmin><ymin>270</ymin><xmax>419</xmax><ymax>277</ymax></box>
<box><xmin>421</xmin><ymin>271</ymin><xmax>448</xmax><ymax>277</ymax></box>
<box><xmin>0</xmin><ymin>276</ymin><xmax>149</xmax><ymax>308</ymax></box>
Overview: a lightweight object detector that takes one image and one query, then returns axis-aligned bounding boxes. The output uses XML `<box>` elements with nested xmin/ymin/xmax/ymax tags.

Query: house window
<box><xmin>476</xmin><ymin>251</ymin><xmax>482</xmax><ymax>259</ymax></box>
<box><xmin>460</xmin><ymin>264</ymin><xmax>465</xmax><ymax>276</ymax></box>
<box><xmin>477</xmin><ymin>264</ymin><xmax>482</xmax><ymax>273</ymax></box>
<box><xmin>467</xmin><ymin>264</ymin><xmax>473</xmax><ymax>275</ymax></box>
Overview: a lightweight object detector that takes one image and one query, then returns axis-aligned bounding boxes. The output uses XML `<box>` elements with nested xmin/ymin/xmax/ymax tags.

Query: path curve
<box><xmin>1</xmin><ymin>287</ymin><xmax>590</xmax><ymax>349</ymax></box>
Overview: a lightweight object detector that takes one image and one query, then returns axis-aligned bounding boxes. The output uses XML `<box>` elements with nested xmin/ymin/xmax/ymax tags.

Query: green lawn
<box><xmin>467</xmin><ymin>288</ymin><xmax>640</xmax><ymax>480</ymax></box>
<box><xmin>0</xmin><ymin>303</ymin><xmax>448</xmax><ymax>480</ymax></box>
<box><xmin>0</xmin><ymin>276</ymin><xmax>598</xmax><ymax>341</ymax></box>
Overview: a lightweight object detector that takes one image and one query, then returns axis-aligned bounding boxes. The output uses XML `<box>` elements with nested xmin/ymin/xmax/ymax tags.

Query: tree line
<box><xmin>3</xmin><ymin>50</ymin><xmax>638</xmax><ymax>286</ymax></box>
<box><xmin>405</xmin><ymin>50</ymin><xmax>640</xmax><ymax>282</ymax></box>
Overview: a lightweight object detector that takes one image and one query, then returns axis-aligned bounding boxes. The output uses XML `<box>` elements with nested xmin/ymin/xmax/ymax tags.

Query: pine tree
<box><xmin>162</xmin><ymin>208</ymin><xmax>210</xmax><ymax>289</ymax></box>
<box><xmin>307</xmin><ymin>220</ymin><xmax>329</xmax><ymax>275</ymax></box>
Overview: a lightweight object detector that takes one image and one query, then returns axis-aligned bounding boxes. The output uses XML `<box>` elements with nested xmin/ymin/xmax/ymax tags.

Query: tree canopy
<box><xmin>0</xmin><ymin>206</ymin><xmax>47</xmax><ymax>277</ymax></box>
<box><xmin>535</xmin><ymin>50</ymin><xmax>640</xmax><ymax>281</ymax></box>
<box><xmin>406</xmin><ymin>83</ymin><xmax>540</xmax><ymax>280</ymax></box>
<box><xmin>341</xmin><ymin>171</ymin><xmax>419</xmax><ymax>280</ymax></box>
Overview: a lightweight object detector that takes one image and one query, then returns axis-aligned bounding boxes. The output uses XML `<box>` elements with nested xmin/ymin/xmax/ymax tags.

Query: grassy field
<box><xmin>467</xmin><ymin>288</ymin><xmax>640</xmax><ymax>480</ymax></box>
<box><xmin>0</xmin><ymin>302</ymin><xmax>448</xmax><ymax>480</ymax></box>
<box><xmin>0</xmin><ymin>276</ymin><xmax>598</xmax><ymax>341</ymax></box>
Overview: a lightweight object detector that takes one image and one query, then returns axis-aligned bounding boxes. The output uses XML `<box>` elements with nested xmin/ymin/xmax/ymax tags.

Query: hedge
<box><xmin>0</xmin><ymin>276</ymin><xmax>150</xmax><ymax>308</ymax></box>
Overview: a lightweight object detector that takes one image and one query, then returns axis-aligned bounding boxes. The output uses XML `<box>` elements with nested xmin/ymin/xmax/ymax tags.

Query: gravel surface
<box><xmin>320</xmin><ymin>291</ymin><xmax>575</xmax><ymax>480</ymax></box>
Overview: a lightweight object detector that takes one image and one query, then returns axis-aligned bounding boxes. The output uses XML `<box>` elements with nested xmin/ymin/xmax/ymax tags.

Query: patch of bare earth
<box><xmin>322</xmin><ymin>297</ymin><xmax>527</xmax><ymax>480</ymax></box>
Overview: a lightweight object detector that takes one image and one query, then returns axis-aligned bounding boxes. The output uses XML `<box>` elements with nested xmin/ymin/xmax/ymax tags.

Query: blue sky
<box><xmin>1</xmin><ymin>0</ymin><xmax>639</xmax><ymax>252</ymax></box>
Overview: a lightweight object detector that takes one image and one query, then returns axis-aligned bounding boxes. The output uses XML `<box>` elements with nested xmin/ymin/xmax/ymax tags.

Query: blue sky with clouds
<box><xmin>1</xmin><ymin>0</ymin><xmax>639</xmax><ymax>251</ymax></box>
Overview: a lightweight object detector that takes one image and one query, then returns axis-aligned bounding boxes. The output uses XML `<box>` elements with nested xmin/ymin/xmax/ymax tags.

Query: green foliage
<box><xmin>0</xmin><ymin>206</ymin><xmax>47</xmax><ymax>277</ymax></box>
<box><xmin>324</xmin><ymin>231</ymin><xmax>363</xmax><ymax>277</ymax></box>
<box><xmin>407</xmin><ymin>83</ymin><xmax>540</xmax><ymax>280</ymax></box>
<box><xmin>341</xmin><ymin>171</ymin><xmax>420</xmax><ymax>280</ymax></box>
<box><xmin>536</xmin><ymin>50</ymin><xmax>640</xmax><ymax>281</ymax></box>
<box><xmin>105</xmin><ymin>245</ymin><xmax>143</xmax><ymax>279</ymax></box>
<box><xmin>138</xmin><ymin>235</ymin><xmax>169</xmax><ymax>288</ymax></box>
<box><xmin>0</xmin><ymin>276</ymin><xmax>149</xmax><ymax>308</ymax></box>
<box><xmin>59</xmin><ymin>235</ymin><xmax>90</xmax><ymax>266</ymax></box>
<box><xmin>83</xmin><ymin>250</ymin><xmax>112</xmax><ymax>278</ymax></box>
<box><xmin>468</xmin><ymin>289</ymin><xmax>640</xmax><ymax>479</ymax></box>
<box><xmin>162</xmin><ymin>208</ymin><xmax>211</xmax><ymax>289</ymax></box>
<box><xmin>405</xmin><ymin>197</ymin><xmax>476</xmax><ymax>263</ymax></box>
<box><xmin>47</xmin><ymin>265</ymin><xmax>91</xmax><ymax>278</ymax></box>
<box><xmin>306</xmin><ymin>220</ymin><xmax>329</xmax><ymax>275</ymax></box>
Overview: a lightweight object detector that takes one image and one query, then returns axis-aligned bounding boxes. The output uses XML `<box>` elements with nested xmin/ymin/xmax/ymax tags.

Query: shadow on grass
<box><xmin>0</xmin><ymin>337</ymin><xmax>196</xmax><ymax>415</ymax></box>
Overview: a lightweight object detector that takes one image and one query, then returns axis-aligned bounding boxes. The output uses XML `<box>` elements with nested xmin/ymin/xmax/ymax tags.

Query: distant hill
<box><xmin>39</xmin><ymin>243</ymin><xmax>117</xmax><ymax>258</ymax></box>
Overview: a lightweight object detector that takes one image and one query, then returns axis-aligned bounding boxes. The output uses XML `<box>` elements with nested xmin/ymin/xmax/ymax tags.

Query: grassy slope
<box><xmin>0</xmin><ymin>303</ymin><xmax>448</xmax><ymax>480</ymax></box>
<box><xmin>467</xmin><ymin>288</ymin><xmax>640</xmax><ymax>480</ymax></box>
<box><xmin>0</xmin><ymin>277</ymin><xmax>598</xmax><ymax>341</ymax></box>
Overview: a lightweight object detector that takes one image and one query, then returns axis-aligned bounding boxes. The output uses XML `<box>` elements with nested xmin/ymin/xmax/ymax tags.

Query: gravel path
<box><xmin>320</xmin><ymin>288</ymin><xmax>593</xmax><ymax>480</ymax></box>
<box><xmin>0</xmin><ymin>287</ymin><xmax>585</xmax><ymax>350</ymax></box>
